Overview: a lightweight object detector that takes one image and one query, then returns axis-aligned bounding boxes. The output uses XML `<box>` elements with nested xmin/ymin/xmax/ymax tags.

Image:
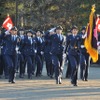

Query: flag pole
<box><xmin>7</xmin><ymin>13</ymin><xmax>9</xmax><ymax>17</ymax></box>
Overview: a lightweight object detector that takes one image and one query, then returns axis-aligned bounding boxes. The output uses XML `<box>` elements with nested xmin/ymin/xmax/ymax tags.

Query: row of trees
<box><xmin>0</xmin><ymin>0</ymin><xmax>100</xmax><ymax>31</ymax></box>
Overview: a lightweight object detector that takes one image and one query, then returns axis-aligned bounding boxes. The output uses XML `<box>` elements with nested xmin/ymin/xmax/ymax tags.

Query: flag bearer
<box><xmin>79</xmin><ymin>26</ymin><xmax>90</xmax><ymax>81</ymax></box>
<box><xmin>0</xmin><ymin>26</ymin><xmax>19</xmax><ymax>83</ymax></box>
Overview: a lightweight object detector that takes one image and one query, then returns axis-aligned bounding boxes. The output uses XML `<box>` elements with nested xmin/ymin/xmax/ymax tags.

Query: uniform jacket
<box><xmin>35</xmin><ymin>37</ymin><xmax>44</xmax><ymax>54</ymax></box>
<box><xmin>23</xmin><ymin>36</ymin><xmax>36</xmax><ymax>56</ymax></box>
<box><xmin>50</xmin><ymin>34</ymin><xmax>64</xmax><ymax>55</ymax></box>
<box><xmin>0</xmin><ymin>33</ymin><xmax>19</xmax><ymax>55</ymax></box>
<box><xmin>44</xmin><ymin>34</ymin><xmax>52</xmax><ymax>54</ymax></box>
<box><xmin>65</xmin><ymin>34</ymin><xmax>81</xmax><ymax>55</ymax></box>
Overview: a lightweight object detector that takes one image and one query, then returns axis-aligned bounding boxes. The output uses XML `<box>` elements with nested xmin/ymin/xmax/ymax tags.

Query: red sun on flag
<box><xmin>2</xmin><ymin>15</ymin><xmax>14</xmax><ymax>30</ymax></box>
<box><xmin>96</xmin><ymin>17</ymin><xmax>100</xmax><ymax>32</ymax></box>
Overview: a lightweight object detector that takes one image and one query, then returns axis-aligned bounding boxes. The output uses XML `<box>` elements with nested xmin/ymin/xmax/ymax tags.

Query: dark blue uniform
<box><xmin>65</xmin><ymin>34</ymin><xmax>72</xmax><ymax>78</ymax></box>
<box><xmin>0</xmin><ymin>40</ymin><xmax>5</xmax><ymax>77</ymax></box>
<box><xmin>44</xmin><ymin>33</ymin><xmax>54</xmax><ymax>78</ymax></box>
<box><xmin>35</xmin><ymin>36</ymin><xmax>44</xmax><ymax>77</ymax></box>
<box><xmin>50</xmin><ymin>33</ymin><xmax>64</xmax><ymax>84</ymax></box>
<box><xmin>18</xmin><ymin>35</ymin><xmax>25</xmax><ymax>78</ymax></box>
<box><xmin>65</xmin><ymin>34</ymin><xmax>80</xmax><ymax>86</ymax></box>
<box><xmin>0</xmin><ymin>32</ymin><xmax>11</xmax><ymax>79</ymax></box>
<box><xmin>79</xmin><ymin>32</ymin><xmax>89</xmax><ymax>81</ymax></box>
<box><xmin>0</xmin><ymin>32</ymin><xmax>19</xmax><ymax>83</ymax></box>
<box><xmin>23</xmin><ymin>36</ymin><xmax>36</xmax><ymax>79</ymax></box>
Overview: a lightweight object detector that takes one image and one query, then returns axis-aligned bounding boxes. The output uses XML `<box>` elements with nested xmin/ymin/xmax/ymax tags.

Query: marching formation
<box><xmin>0</xmin><ymin>25</ymin><xmax>91</xmax><ymax>86</ymax></box>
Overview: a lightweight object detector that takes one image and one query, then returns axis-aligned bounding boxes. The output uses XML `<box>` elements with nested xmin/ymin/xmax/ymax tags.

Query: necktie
<box><xmin>12</xmin><ymin>35</ymin><xmax>14</xmax><ymax>41</ymax></box>
<box><xmin>29</xmin><ymin>37</ymin><xmax>32</xmax><ymax>44</ymax></box>
<box><xmin>14</xmin><ymin>36</ymin><xmax>16</xmax><ymax>41</ymax></box>
<box><xmin>59</xmin><ymin>34</ymin><xmax>62</xmax><ymax>41</ymax></box>
<box><xmin>58</xmin><ymin>34</ymin><xmax>62</xmax><ymax>41</ymax></box>
<box><xmin>38</xmin><ymin>37</ymin><xmax>42</xmax><ymax>43</ymax></box>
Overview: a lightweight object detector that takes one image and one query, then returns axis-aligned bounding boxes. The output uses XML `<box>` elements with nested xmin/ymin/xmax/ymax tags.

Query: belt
<box><xmin>74</xmin><ymin>46</ymin><xmax>78</xmax><ymax>49</ymax></box>
<box><xmin>70</xmin><ymin>46</ymin><xmax>78</xmax><ymax>49</ymax></box>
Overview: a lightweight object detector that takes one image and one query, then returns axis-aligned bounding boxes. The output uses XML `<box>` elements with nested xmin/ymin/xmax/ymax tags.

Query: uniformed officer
<box><xmin>31</xmin><ymin>30</ymin><xmax>37</xmax><ymax>75</ymax></box>
<box><xmin>50</xmin><ymin>26</ymin><xmax>64</xmax><ymax>84</ymax></box>
<box><xmin>65</xmin><ymin>30</ymin><xmax>72</xmax><ymax>78</ymax></box>
<box><xmin>98</xmin><ymin>34</ymin><xmax>100</xmax><ymax>64</ymax></box>
<box><xmin>23</xmin><ymin>30</ymin><xmax>36</xmax><ymax>79</ymax></box>
<box><xmin>35</xmin><ymin>30</ymin><xmax>44</xmax><ymax>77</ymax></box>
<box><xmin>0</xmin><ymin>26</ymin><xmax>19</xmax><ymax>83</ymax></box>
<box><xmin>0</xmin><ymin>28</ymin><xmax>3</xmax><ymax>78</ymax></box>
<box><xmin>44</xmin><ymin>28</ymin><xmax>55</xmax><ymax>78</ymax></box>
<box><xmin>0</xmin><ymin>28</ymin><xmax>9</xmax><ymax>79</ymax></box>
<box><xmin>65</xmin><ymin>25</ymin><xmax>80</xmax><ymax>86</ymax></box>
<box><xmin>79</xmin><ymin>26</ymin><xmax>90</xmax><ymax>81</ymax></box>
<box><xmin>14</xmin><ymin>29</ymin><xmax>21</xmax><ymax>73</ymax></box>
<box><xmin>18</xmin><ymin>28</ymin><xmax>25</xmax><ymax>78</ymax></box>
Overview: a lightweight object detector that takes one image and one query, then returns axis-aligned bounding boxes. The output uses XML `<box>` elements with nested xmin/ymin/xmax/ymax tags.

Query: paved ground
<box><xmin>0</xmin><ymin>65</ymin><xmax>100</xmax><ymax>100</ymax></box>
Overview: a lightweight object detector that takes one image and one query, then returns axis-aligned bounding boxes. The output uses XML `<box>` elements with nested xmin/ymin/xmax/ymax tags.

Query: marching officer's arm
<box><xmin>40</xmin><ymin>39</ymin><xmax>45</xmax><ymax>55</ymax></box>
<box><xmin>42</xmin><ymin>35</ymin><xmax>51</xmax><ymax>54</ymax></box>
<box><xmin>79</xmin><ymin>32</ymin><xmax>87</xmax><ymax>49</ymax></box>
<box><xmin>18</xmin><ymin>37</ymin><xmax>25</xmax><ymax>53</ymax></box>
<box><xmin>0</xmin><ymin>30</ymin><xmax>10</xmax><ymax>40</ymax></box>
<box><xmin>34</xmin><ymin>38</ymin><xmax>37</xmax><ymax>54</ymax></box>
<box><xmin>77</xmin><ymin>35</ymin><xmax>82</xmax><ymax>51</ymax></box>
<box><xmin>49</xmin><ymin>34</ymin><xmax>55</xmax><ymax>55</ymax></box>
<box><xmin>15</xmin><ymin>36</ymin><xmax>21</xmax><ymax>54</ymax></box>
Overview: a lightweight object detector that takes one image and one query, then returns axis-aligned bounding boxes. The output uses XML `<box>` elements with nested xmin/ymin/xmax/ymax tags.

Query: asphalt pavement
<box><xmin>0</xmin><ymin>64</ymin><xmax>100</xmax><ymax>100</ymax></box>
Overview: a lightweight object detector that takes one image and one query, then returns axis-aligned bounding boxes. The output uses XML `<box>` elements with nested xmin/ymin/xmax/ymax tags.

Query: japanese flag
<box><xmin>96</xmin><ymin>17</ymin><xmax>100</xmax><ymax>32</ymax></box>
<box><xmin>2</xmin><ymin>15</ymin><xmax>14</xmax><ymax>30</ymax></box>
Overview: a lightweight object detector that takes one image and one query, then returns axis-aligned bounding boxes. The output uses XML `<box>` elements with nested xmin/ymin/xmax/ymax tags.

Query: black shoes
<box><xmin>56</xmin><ymin>80</ymin><xmax>59</xmax><ymax>84</ymax></box>
<box><xmin>81</xmin><ymin>78</ymin><xmax>88</xmax><ymax>81</ymax></box>
<box><xmin>56</xmin><ymin>81</ymin><xmax>62</xmax><ymax>84</ymax></box>
<box><xmin>56</xmin><ymin>77</ymin><xmax>62</xmax><ymax>84</ymax></box>
<box><xmin>19</xmin><ymin>74</ymin><xmax>24</xmax><ymax>78</ymax></box>
<box><xmin>85</xmin><ymin>79</ymin><xmax>88</xmax><ymax>81</ymax></box>
<box><xmin>11</xmin><ymin>81</ymin><xmax>15</xmax><ymax>84</ymax></box>
<box><xmin>71</xmin><ymin>81</ymin><xmax>77</xmax><ymax>86</ymax></box>
<box><xmin>9</xmin><ymin>80</ymin><xmax>15</xmax><ymax>84</ymax></box>
<box><xmin>73</xmin><ymin>84</ymin><xmax>77</xmax><ymax>86</ymax></box>
<box><xmin>28</xmin><ymin>74</ymin><xmax>32</xmax><ymax>79</ymax></box>
<box><xmin>50</xmin><ymin>76</ymin><xmax>53</xmax><ymax>79</ymax></box>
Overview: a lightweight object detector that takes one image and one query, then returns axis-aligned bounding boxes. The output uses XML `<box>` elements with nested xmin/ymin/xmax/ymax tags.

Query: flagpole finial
<box><xmin>91</xmin><ymin>4</ymin><xmax>96</xmax><ymax>12</ymax></box>
<box><xmin>97</xmin><ymin>14</ymin><xmax>100</xmax><ymax>17</ymax></box>
<box><xmin>7</xmin><ymin>14</ymin><xmax>9</xmax><ymax>17</ymax></box>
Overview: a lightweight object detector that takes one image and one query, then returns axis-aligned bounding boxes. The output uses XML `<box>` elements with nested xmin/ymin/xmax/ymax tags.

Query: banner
<box><xmin>84</xmin><ymin>5</ymin><xmax>98</xmax><ymax>62</ymax></box>
<box><xmin>2</xmin><ymin>15</ymin><xmax>14</xmax><ymax>30</ymax></box>
<box><xmin>96</xmin><ymin>17</ymin><xmax>100</xmax><ymax>32</ymax></box>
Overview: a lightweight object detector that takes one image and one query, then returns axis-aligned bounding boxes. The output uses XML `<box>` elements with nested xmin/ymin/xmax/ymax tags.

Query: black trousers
<box><xmin>44</xmin><ymin>53</ymin><xmax>54</xmax><ymax>76</ymax></box>
<box><xmin>0</xmin><ymin>55</ymin><xmax>4</xmax><ymax>76</ymax></box>
<box><xmin>25</xmin><ymin>55</ymin><xmax>35</xmax><ymax>77</ymax></box>
<box><xmin>80</xmin><ymin>51</ymin><xmax>89</xmax><ymax>80</ymax></box>
<box><xmin>52</xmin><ymin>54</ymin><xmax>63</xmax><ymax>82</ymax></box>
<box><xmin>3</xmin><ymin>55</ymin><xmax>16</xmax><ymax>82</ymax></box>
<box><xmin>35</xmin><ymin>54</ymin><xmax>42</xmax><ymax>76</ymax></box>
<box><xmin>68</xmin><ymin>52</ymin><xmax>80</xmax><ymax>85</ymax></box>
